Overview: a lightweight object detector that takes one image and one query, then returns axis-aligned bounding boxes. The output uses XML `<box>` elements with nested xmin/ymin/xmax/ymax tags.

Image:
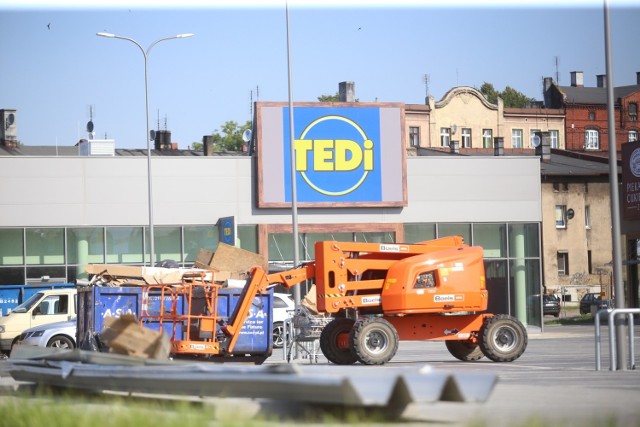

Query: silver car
<box><xmin>16</xmin><ymin>318</ymin><xmax>76</xmax><ymax>350</ymax></box>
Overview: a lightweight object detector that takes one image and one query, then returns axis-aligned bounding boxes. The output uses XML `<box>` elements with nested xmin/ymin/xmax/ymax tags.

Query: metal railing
<box><xmin>594</xmin><ymin>308</ymin><xmax>639</xmax><ymax>371</ymax></box>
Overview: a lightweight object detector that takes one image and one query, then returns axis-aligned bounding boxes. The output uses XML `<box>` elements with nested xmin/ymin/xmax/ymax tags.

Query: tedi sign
<box><xmin>256</xmin><ymin>102</ymin><xmax>407</xmax><ymax>208</ymax></box>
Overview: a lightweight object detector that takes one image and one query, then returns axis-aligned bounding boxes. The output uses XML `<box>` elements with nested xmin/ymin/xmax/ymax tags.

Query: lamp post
<box><xmin>97</xmin><ymin>32</ymin><xmax>193</xmax><ymax>266</ymax></box>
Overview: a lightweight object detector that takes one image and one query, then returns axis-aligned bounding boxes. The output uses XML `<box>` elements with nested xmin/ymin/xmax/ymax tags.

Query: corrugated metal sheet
<box><xmin>1</xmin><ymin>348</ymin><xmax>497</xmax><ymax>418</ymax></box>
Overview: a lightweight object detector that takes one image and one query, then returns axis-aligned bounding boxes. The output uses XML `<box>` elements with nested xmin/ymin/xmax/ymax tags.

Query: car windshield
<box><xmin>11</xmin><ymin>292</ymin><xmax>45</xmax><ymax>313</ymax></box>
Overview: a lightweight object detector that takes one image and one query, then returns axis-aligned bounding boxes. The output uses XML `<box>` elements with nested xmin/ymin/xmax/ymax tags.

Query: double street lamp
<box><xmin>97</xmin><ymin>31</ymin><xmax>194</xmax><ymax>266</ymax></box>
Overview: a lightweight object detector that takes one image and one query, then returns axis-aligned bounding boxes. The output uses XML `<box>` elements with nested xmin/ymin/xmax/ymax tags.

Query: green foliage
<box><xmin>317</xmin><ymin>92</ymin><xmax>359</xmax><ymax>102</ymax></box>
<box><xmin>318</xmin><ymin>92</ymin><xmax>340</xmax><ymax>102</ymax></box>
<box><xmin>200</xmin><ymin>120</ymin><xmax>252</xmax><ymax>152</ymax></box>
<box><xmin>480</xmin><ymin>82</ymin><xmax>535</xmax><ymax>108</ymax></box>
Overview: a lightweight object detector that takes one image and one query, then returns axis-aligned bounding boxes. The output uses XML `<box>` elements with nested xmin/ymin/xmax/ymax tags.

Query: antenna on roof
<box><xmin>86</xmin><ymin>105</ymin><xmax>95</xmax><ymax>140</ymax></box>
<box><xmin>555</xmin><ymin>56</ymin><xmax>560</xmax><ymax>84</ymax></box>
<box><xmin>423</xmin><ymin>74</ymin><xmax>430</xmax><ymax>103</ymax></box>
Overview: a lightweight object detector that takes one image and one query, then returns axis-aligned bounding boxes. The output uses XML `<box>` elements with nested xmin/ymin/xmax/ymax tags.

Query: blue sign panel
<box><xmin>256</xmin><ymin>102</ymin><xmax>406</xmax><ymax>208</ymax></box>
<box><xmin>218</xmin><ymin>216</ymin><xmax>235</xmax><ymax>245</ymax></box>
<box><xmin>283</xmin><ymin>107</ymin><xmax>383</xmax><ymax>203</ymax></box>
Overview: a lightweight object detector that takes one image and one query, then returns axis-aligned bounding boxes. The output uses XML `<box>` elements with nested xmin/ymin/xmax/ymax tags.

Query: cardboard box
<box><xmin>195</xmin><ymin>243</ymin><xmax>264</xmax><ymax>280</ymax></box>
<box><xmin>85</xmin><ymin>264</ymin><xmax>210</xmax><ymax>285</ymax></box>
<box><xmin>100</xmin><ymin>314</ymin><xmax>170</xmax><ymax>359</ymax></box>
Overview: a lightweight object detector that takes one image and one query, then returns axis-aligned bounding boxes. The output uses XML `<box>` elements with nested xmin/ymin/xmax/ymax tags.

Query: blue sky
<box><xmin>0</xmin><ymin>0</ymin><xmax>638</xmax><ymax>149</ymax></box>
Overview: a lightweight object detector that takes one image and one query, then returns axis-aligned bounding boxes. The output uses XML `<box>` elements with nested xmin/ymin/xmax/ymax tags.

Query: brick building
<box><xmin>543</xmin><ymin>71</ymin><xmax>640</xmax><ymax>153</ymax></box>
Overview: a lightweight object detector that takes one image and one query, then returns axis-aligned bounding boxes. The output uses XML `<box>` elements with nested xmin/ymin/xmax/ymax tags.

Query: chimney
<box><xmin>339</xmin><ymin>81</ymin><xmax>355</xmax><ymax>102</ymax></box>
<box><xmin>570</xmin><ymin>71</ymin><xmax>584</xmax><ymax>87</ymax></box>
<box><xmin>543</xmin><ymin>77</ymin><xmax>554</xmax><ymax>92</ymax></box>
<box><xmin>534</xmin><ymin>131</ymin><xmax>551</xmax><ymax>162</ymax></box>
<box><xmin>596</xmin><ymin>74</ymin><xmax>606</xmax><ymax>88</ymax></box>
<box><xmin>203</xmin><ymin>135</ymin><xmax>214</xmax><ymax>156</ymax></box>
<box><xmin>494</xmin><ymin>137</ymin><xmax>504</xmax><ymax>156</ymax></box>
<box><xmin>0</xmin><ymin>109</ymin><xmax>18</xmax><ymax>149</ymax></box>
<box><xmin>636</xmin><ymin>71</ymin><xmax>640</xmax><ymax>85</ymax></box>
<box><xmin>154</xmin><ymin>130</ymin><xmax>172</xmax><ymax>150</ymax></box>
<box><xmin>450</xmin><ymin>141</ymin><xmax>459</xmax><ymax>154</ymax></box>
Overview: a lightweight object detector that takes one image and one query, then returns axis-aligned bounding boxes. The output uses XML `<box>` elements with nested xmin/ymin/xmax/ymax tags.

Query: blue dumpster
<box><xmin>77</xmin><ymin>286</ymin><xmax>272</xmax><ymax>358</ymax></box>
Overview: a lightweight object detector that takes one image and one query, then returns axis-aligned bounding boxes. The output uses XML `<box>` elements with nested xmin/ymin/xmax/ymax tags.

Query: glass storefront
<box><xmin>0</xmin><ymin>221</ymin><xmax>542</xmax><ymax>327</ymax></box>
<box><xmin>0</xmin><ymin>225</ymin><xmax>255</xmax><ymax>285</ymax></box>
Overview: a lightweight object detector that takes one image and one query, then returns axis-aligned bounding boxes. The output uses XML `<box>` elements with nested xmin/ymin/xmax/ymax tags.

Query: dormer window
<box><xmin>629</xmin><ymin>103</ymin><xmax>638</xmax><ymax>122</ymax></box>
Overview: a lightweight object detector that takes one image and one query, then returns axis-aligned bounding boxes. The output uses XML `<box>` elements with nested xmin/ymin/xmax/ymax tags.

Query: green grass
<box><xmin>0</xmin><ymin>390</ymin><xmax>631</xmax><ymax>427</ymax></box>
<box><xmin>545</xmin><ymin>313</ymin><xmax>594</xmax><ymax>326</ymax></box>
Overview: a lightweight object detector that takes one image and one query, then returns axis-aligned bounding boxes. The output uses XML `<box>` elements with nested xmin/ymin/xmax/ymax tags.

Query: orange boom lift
<box><xmin>222</xmin><ymin>236</ymin><xmax>527</xmax><ymax>365</ymax></box>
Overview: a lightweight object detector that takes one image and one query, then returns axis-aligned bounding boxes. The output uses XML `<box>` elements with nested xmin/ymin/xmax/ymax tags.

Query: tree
<box><xmin>480</xmin><ymin>82</ymin><xmax>535</xmax><ymax>108</ymax></box>
<box><xmin>317</xmin><ymin>92</ymin><xmax>359</xmax><ymax>102</ymax></box>
<box><xmin>318</xmin><ymin>92</ymin><xmax>340</xmax><ymax>102</ymax></box>
<box><xmin>197</xmin><ymin>120</ymin><xmax>252</xmax><ymax>152</ymax></box>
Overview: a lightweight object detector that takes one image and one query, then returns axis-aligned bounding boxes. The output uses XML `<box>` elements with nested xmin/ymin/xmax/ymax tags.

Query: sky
<box><xmin>0</xmin><ymin>0</ymin><xmax>639</xmax><ymax>149</ymax></box>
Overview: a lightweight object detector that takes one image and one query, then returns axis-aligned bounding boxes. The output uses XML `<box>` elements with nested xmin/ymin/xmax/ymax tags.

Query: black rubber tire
<box><xmin>445</xmin><ymin>340</ymin><xmax>485</xmax><ymax>361</ymax></box>
<box><xmin>320</xmin><ymin>318</ymin><xmax>358</xmax><ymax>365</ymax></box>
<box><xmin>47</xmin><ymin>335</ymin><xmax>75</xmax><ymax>350</ymax></box>
<box><xmin>272</xmin><ymin>321</ymin><xmax>286</xmax><ymax>349</ymax></box>
<box><xmin>350</xmin><ymin>317</ymin><xmax>399</xmax><ymax>365</ymax></box>
<box><xmin>479</xmin><ymin>314</ymin><xmax>528</xmax><ymax>362</ymax></box>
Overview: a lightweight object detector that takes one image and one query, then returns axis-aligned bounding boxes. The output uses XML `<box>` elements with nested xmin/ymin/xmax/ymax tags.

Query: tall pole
<box><xmin>603</xmin><ymin>0</ymin><xmax>627</xmax><ymax>370</ymax></box>
<box><xmin>97</xmin><ymin>32</ymin><xmax>193</xmax><ymax>266</ymax></box>
<box><xmin>285</xmin><ymin>1</ymin><xmax>301</xmax><ymax>308</ymax></box>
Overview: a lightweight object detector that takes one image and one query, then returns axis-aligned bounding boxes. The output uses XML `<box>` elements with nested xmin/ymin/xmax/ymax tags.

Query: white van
<box><xmin>0</xmin><ymin>288</ymin><xmax>77</xmax><ymax>354</ymax></box>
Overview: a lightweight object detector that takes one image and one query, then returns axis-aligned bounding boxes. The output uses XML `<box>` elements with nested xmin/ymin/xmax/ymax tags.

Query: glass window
<box><xmin>484</xmin><ymin>259</ymin><xmax>509</xmax><ymax>315</ymax></box>
<box><xmin>473</xmin><ymin>224</ymin><xmax>506</xmax><ymax>258</ymax></box>
<box><xmin>629</xmin><ymin>130</ymin><xmax>638</xmax><ymax>142</ymax></box>
<box><xmin>0</xmin><ymin>228</ymin><xmax>24</xmax><ymax>265</ymax></box>
<box><xmin>302</xmin><ymin>232</ymin><xmax>352</xmax><ymax>260</ymax></box>
<box><xmin>585</xmin><ymin>129</ymin><xmax>599</xmax><ymax>150</ymax></box>
<box><xmin>106</xmin><ymin>227</ymin><xmax>143</xmax><ymax>264</ymax></box>
<box><xmin>184</xmin><ymin>226</ymin><xmax>218</xmax><ymax>264</ymax></box>
<box><xmin>461</xmin><ymin>128</ymin><xmax>472</xmax><ymax>148</ymax></box>
<box><xmin>589</xmin><ymin>111</ymin><xmax>596</xmax><ymax>121</ymax></box>
<box><xmin>557</xmin><ymin>251</ymin><xmax>569</xmax><ymax>275</ymax></box>
<box><xmin>155</xmin><ymin>227</ymin><xmax>182</xmax><ymax>264</ymax></box>
<box><xmin>0</xmin><ymin>267</ymin><xmax>25</xmax><ymax>286</ymax></box>
<box><xmin>25</xmin><ymin>228</ymin><xmax>64</xmax><ymax>265</ymax></box>
<box><xmin>353</xmin><ymin>232</ymin><xmax>394</xmax><ymax>243</ymax></box>
<box><xmin>508</xmin><ymin>223</ymin><xmax>539</xmax><ymax>258</ymax></box>
<box><xmin>26</xmin><ymin>266</ymin><xmax>66</xmax><ymax>283</ymax></box>
<box><xmin>550</xmin><ymin>130</ymin><xmax>560</xmax><ymax>148</ymax></box>
<box><xmin>482</xmin><ymin>129</ymin><xmax>493</xmax><ymax>148</ymax></box>
<box><xmin>437</xmin><ymin>224</ymin><xmax>471</xmax><ymax>244</ymax></box>
<box><xmin>509</xmin><ymin>258</ymin><xmax>541</xmax><ymax>325</ymax></box>
<box><xmin>237</xmin><ymin>225</ymin><xmax>258</xmax><ymax>253</ymax></box>
<box><xmin>440</xmin><ymin>128</ymin><xmax>451</xmax><ymax>147</ymax></box>
<box><xmin>409</xmin><ymin>126</ymin><xmax>420</xmax><ymax>147</ymax></box>
<box><xmin>67</xmin><ymin>228</ymin><xmax>104</xmax><ymax>265</ymax></box>
<box><xmin>512</xmin><ymin>129</ymin><xmax>523</xmax><ymax>148</ymax></box>
<box><xmin>555</xmin><ymin>205</ymin><xmax>567</xmax><ymax>229</ymax></box>
<box><xmin>629</xmin><ymin>103</ymin><xmax>637</xmax><ymax>121</ymax></box>
<box><xmin>404</xmin><ymin>223</ymin><xmax>436</xmax><ymax>243</ymax></box>
<box><xmin>585</xmin><ymin>206</ymin><xmax>591</xmax><ymax>229</ymax></box>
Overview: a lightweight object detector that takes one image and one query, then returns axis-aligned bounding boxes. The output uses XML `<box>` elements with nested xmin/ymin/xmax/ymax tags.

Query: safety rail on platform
<box><xmin>594</xmin><ymin>308</ymin><xmax>639</xmax><ymax>371</ymax></box>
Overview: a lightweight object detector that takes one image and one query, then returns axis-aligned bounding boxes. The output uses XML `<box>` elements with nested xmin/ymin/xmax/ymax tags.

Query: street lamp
<box><xmin>96</xmin><ymin>31</ymin><xmax>194</xmax><ymax>266</ymax></box>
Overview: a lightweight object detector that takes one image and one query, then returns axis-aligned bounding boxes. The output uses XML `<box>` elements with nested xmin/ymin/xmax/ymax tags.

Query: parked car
<box><xmin>579</xmin><ymin>292</ymin><xmax>611</xmax><ymax>315</ymax></box>
<box><xmin>272</xmin><ymin>292</ymin><xmax>296</xmax><ymax>348</ymax></box>
<box><xmin>543</xmin><ymin>295</ymin><xmax>561</xmax><ymax>317</ymax></box>
<box><xmin>14</xmin><ymin>318</ymin><xmax>77</xmax><ymax>350</ymax></box>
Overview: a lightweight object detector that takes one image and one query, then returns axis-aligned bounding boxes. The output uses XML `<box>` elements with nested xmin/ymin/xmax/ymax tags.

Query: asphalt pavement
<box><xmin>1</xmin><ymin>321</ymin><xmax>639</xmax><ymax>427</ymax></box>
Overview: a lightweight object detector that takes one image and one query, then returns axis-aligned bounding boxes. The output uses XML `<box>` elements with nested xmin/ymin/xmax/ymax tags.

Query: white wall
<box><xmin>0</xmin><ymin>155</ymin><xmax>541</xmax><ymax>227</ymax></box>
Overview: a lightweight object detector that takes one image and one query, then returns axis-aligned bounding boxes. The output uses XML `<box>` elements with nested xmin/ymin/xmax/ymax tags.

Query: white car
<box><xmin>15</xmin><ymin>318</ymin><xmax>77</xmax><ymax>350</ymax></box>
<box><xmin>272</xmin><ymin>293</ymin><xmax>295</xmax><ymax>348</ymax></box>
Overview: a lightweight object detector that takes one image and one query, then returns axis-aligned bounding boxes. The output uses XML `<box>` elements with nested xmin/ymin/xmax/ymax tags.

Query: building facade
<box><xmin>0</xmin><ymin>101</ymin><xmax>547</xmax><ymax>329</ymax></box>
